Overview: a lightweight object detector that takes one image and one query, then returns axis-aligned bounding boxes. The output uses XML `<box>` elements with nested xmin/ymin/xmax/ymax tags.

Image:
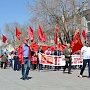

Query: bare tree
<box><xmin>28</xmin><ymin>0</ymin><xmax>88</xmax><ymax>44</ymax></box>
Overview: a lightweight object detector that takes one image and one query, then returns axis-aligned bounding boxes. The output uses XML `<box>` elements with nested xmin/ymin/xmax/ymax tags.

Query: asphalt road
<box><xmin>0</xmin><ymin>68</ymin><xmax>90</xmax><ymax>90</ymax></box>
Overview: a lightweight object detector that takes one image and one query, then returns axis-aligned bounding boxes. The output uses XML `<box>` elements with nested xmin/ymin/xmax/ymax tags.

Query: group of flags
<box><xmin>1</xmin><ymin>26</ymin><xmax>46</xmax><ymax>43</ymax></box>
<box><xmin>1</xmin><ymin>25</ymin><xmax>87</xmax><ymax>53</ymax></box>
<box><xmin>15</xmin><ymin>26</ymin><xmax>46</xmax><ymax>42</ymax></box>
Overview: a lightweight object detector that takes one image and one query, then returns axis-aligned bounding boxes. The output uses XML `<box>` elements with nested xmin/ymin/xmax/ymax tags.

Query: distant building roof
<box><xmin>83</xmin><ymin>9</ymin><xmax>90</xmax><ymax>21</ymax></box>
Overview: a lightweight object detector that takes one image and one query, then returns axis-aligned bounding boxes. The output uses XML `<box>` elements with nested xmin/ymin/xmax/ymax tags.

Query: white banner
<box><xmin>38</xmin><ymin>53</ymin><xmax>83</xmax><ymax>66</ymax></box>
<box><xmin>71</xmin><ymin>55</ymin><xmax>83</xmax><ymax>65</ymax></box>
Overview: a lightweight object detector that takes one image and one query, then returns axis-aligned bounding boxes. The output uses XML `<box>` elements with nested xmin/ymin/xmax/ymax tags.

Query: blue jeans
<box><xmin>21</xmin><ymin>58</ymin><xmax>30</xmax><ymax>78</ymax></box>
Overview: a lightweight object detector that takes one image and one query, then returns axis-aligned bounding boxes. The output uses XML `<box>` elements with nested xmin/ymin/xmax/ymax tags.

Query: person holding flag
<box><xmin>18</xmin><ymin>38</ymin><xmax>31</xmax><ymax>80</ymax></box>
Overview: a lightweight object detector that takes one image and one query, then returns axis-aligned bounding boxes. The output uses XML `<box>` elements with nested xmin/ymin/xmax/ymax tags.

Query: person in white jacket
<box><xmin>79</xmin><ymin>42</ymin><xmax>90</xmax><ymax>78</ymax></box>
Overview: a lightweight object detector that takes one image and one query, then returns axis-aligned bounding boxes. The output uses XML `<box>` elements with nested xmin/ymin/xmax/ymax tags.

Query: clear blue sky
<box><xmin>0</xmin><ymin>0</ymin><xmax>34</xmax><ymax>34</ymax></box>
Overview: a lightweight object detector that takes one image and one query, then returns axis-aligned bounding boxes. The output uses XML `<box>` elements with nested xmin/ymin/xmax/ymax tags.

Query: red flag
<box><xmin>71</xmin><ymin>31</ymin><xmax>83</xmax><ymax>53</ymax></box>
<box><xmin>17</xmin><ymin>44</ymin><xmax>31</xmax><ymax>64</ymax></box>
<box><xmin>50</xmin><ymin>46</ymin><xmax>55</xmax><ymax>51</ymax></box>
<box><xmin>38</xmin><ymin>26</ymin><xmax>46</xmax><ymax>42</ymax></box>
<box><xmin>54</xmin><ymin>32</ymin><xmax>58</xmax><ymax>44</ymax></box>
<box><xmin>42</xmin><ymin>34</ymin><xmax>46</xmax><ymax>42</ymax></box>
<box><xmin>41</xmin><ymin>45</ymin><xmax>49</xmax><ymax>52</ymax></box>
<box><xmin>2</xmin><ymin>35</ymin><xmax>7</xmax><ymax>43</ymax></box>
<box><xmin>15</xmin><ymin>27</ymin><xmax>21</xmax><ymax>40</ymax></box>
<box><xmin>54</xmin><ymin>25</ymin><xmax>59</xmax><ymax>44</ymax></box>
<box><xmin>17</xmin><ymin>45</ymin><xmax>24</xmax><ymax>64</ymax></box>
<box><xmin>30</xmin><ymin>42</ymin><xmax>39</xmax><ymax>51</ymax></box>
<box><xmin>28</xmin><ymin>27</ymin><xmax>34</xmax><ymax>41</ymax></box>
<box><xmin>57</xmin><ymin>43</ymin><xmax>67</xmax><ymax>52</ymax></box>
<box><xmin>82</xmin><ymin>29</ymin><xmax>87</xmax><ymax>40</ymax></box>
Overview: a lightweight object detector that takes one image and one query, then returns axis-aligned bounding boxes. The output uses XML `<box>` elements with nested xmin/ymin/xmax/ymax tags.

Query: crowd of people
<box><xmin>0</xmin><ymin>39</ymin><xmax>90</xmax><ymax>80</ymax></box>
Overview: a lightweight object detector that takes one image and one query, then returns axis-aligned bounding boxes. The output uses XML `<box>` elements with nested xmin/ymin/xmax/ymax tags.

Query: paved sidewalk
<box><xmin>0</xmin><ymin>68</ymin><xmax>90</xmax><ymax>90</ymax></box>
